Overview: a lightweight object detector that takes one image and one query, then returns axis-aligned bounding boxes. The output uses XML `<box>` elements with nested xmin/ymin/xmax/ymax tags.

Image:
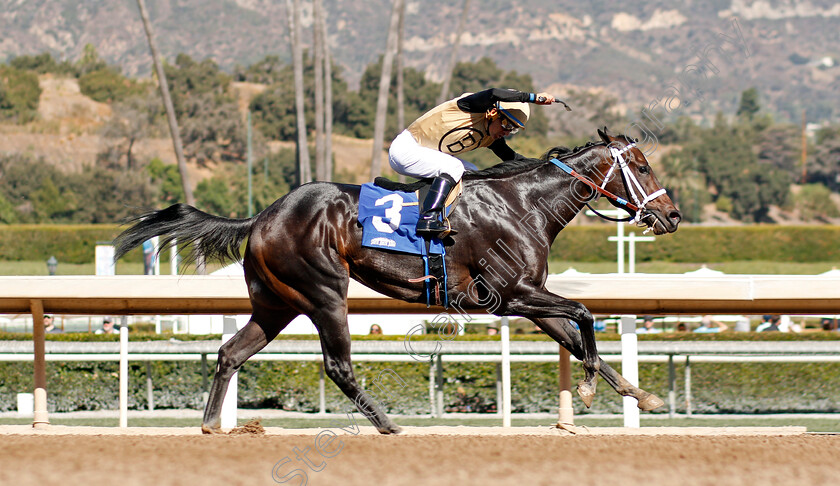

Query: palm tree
<box><xmin>437</xmin><ymin>0</ymin><xmax>471</xmax><ymax>104</ymax></box>
<box><xmin>317</xmin><ymin>0</ymin><xmax>334</xmax><ymax>182</ymax></box>
<box><xmin>135</xmin><ymin>0</ymin><xmax>194</xmax><ymax>205</ymax></box>
<box><xmin>369</xmin><ymin>0</ymin><xmax>404</xmax><ymax>180</ymax></box>
<box><xmin>313</xmin><ymin>0</ymin><xmax>326</xmax><ymax>181</ymax></box>
<box><xmin>395</xmin><ymin>0</ymin><xmax>407</xmax><ymax>182</ymax></box>
<box><xmin>286</xmin><ymin>0</ymin><xmax>311</xmax><ymax>185</ymax></box>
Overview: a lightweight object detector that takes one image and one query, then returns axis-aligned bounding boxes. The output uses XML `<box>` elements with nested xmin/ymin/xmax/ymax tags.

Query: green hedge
<box><xmin>2</xmin><ymin>224</ymin><xmax>839</xmax><ymax>266</ymax></box>
<box><xmin>550</xmin><ymin>225</ymin><xmax>840</xmax><ymax>262</ymax></box>
<box><xmin>3</xmin><ymin>358</ymin><xmax>840</xmax><ymax>415</ymax></box>
<box><xmin>0</xmin><ymin>224</ymin><xmax>144</xmax><ymax>263</ymax></box>
<box><xmin>4</xmin><ymin>332</ymin><xmax>840</xmax><ymax>342</ymax></box>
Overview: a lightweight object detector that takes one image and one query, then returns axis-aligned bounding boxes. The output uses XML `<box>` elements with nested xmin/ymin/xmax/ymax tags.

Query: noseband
<box><xmin>549</xmin><ymin>142</ymin><xmax>667</xmax><ymax>227</ymax></box>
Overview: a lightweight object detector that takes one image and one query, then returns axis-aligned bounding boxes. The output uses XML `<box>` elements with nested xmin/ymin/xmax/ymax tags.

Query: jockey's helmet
<box><xmin>495</xmin><ymin>101</ymin><xmax>530</xmax><ymax>129</ymax></box>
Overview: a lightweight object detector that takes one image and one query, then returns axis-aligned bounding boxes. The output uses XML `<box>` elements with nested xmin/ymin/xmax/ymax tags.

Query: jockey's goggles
<box><xmin>499</xmin><ymin>116</ymin><xmax>521</xmax><ymax>135</ymax></box>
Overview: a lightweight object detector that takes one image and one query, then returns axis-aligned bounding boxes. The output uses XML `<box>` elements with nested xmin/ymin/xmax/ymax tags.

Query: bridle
<box><xmin>549</xmin><ymin>142</ymin><xmax>667</xmax><ymax>227</ymax></box>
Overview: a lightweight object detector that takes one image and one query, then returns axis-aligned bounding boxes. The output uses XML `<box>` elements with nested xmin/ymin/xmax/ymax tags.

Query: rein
<box><xmin>549</xmin><ymin>142</ymin><xmax>667</xmax><ymax>225</ymax></box>
<box><xmin>548</xmin><ymin>157</ymin><xmax>639</xmax><ymax>212</ymax></box>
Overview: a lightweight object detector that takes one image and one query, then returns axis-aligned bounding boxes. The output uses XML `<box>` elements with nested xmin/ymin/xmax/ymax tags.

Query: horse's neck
<box><xmin>514</xmin><ymin>148</ymin><xmax>608</xmax><ymax>241</ymax></box>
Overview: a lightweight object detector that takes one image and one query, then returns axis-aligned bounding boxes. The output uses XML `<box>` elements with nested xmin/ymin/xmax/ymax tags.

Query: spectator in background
<box><xmin>694</xmin><ymin>315</ymin><xmax>728</xmax><ymax>333</ymax></box>
<box><xmin>43</xmin><ymin>315</ymin><xmax>62</xmax><ymax>334</ymax></box>
<box><xmin>95</xmin><ymin>317</ymin><xmax>120</xmax><ymax>335</ymax></box>
<box><xmin>636</xmin><ymin>316</ymin><xmax>661</xmax><ymax>334</ymax></box>
<box><xmin>369</xmin><ymin>324</ymin><xmax>383</xmax><ymax>335</ymax></box>
<box><xmin>676</xmin><ymin>322</ymin><xmax>688</xmax><ymax>332</ymax></box>
<box><xmin>780</xmin><ymin>315</ymin><xmax>802</xmax><ymax>333</ymax></box>
<box><xmin>755</xmin><ymin>315</ymin><xmax>774</xmax><ymax>332</ymax></box>
<box><xmin>822</xmin><ymin>317</ymin><xmax>838</xmax><ymax>331</ymax></box>
<box><xmin>733</xmin><ymin>317</ymin><xmax>751</xmax><ymax>332</ymax></box>
<box><xmin>756</xmin><ymin>315</ymin><xmax>781</xmax><ymax>332</ymax></box>
<box><xmin>486</xmin><ymin>326</ymin><xmax>499</xmax><ymax>336</ymax></box>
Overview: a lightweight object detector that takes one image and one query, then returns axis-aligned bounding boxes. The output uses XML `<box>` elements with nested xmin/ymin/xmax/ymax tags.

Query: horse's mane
<box><xmin>463</xmin><ymin>140</ymin><xmax>606</xmax><ymax>180</ymax></box>
<box><xmin>374</xmin><ymin>138</ymin><xmax>619</xmax><ymax>190</ymax></box>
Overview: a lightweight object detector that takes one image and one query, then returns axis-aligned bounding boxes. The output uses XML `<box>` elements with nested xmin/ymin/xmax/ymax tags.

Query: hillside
<box><xmin>1</xmin><ymin>0</ymin><xmax>839</xmax><ymax>125</ymax></box>
<box><xmin>0</xmin><ymin>75</ymin><xmax>394</xmax><ymax>188</ymax></box>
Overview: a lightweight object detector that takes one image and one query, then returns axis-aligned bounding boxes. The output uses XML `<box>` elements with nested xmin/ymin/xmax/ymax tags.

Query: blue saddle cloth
<box><xmin>358</xmin><ymin>183</ymin><xmax>444</xmax><ymax>255</ymax></box>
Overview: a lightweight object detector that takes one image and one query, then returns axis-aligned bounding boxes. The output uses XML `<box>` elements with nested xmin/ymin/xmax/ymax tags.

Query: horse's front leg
<box><xmin>532</xmin><ymin>317</ymin><xmax>664</xmax><ymax>411</ymax></box>
<box><xmin>504</xmin><ymin>290</ymin><xmax>599</xmax><ymax>407</ymax></box>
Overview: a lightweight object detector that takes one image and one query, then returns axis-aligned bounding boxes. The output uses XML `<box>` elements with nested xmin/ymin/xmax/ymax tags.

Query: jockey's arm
<box><xmin>456</xmin><ymin>88</ymin><xmax>556</xmax><ymax>112</ymax></box>
<box><xmin>488</xmin><ymin>138</ymin><xmax>526</xmax><ymax>162</ymax></box>
<box><xmin>456</xmin><ymin>88</ymin><xmax>532</xmax><ymax>112</ymax></box>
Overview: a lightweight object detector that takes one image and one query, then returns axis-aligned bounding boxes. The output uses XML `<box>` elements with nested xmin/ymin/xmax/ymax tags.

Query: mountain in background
<box><xmin>1</xmin><ymin>0</ymin><xmax>839</xmax><ymax>124</ymax></box>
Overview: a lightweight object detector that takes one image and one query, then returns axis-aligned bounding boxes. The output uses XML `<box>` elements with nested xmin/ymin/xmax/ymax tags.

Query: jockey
<box><xmin>389</xmin><ymin>88</ymin><xmax>556</xmax><ymax>238</ymax></box>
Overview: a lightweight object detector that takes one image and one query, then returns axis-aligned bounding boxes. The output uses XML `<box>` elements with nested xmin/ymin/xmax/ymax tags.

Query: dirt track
<box><xmin>1</xmin><ymin>427</ymin><xmax>839</xmax><ymax>486</ymax></box>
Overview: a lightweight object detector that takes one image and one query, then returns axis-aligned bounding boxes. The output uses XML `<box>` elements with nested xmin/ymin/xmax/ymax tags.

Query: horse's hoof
<box><xmin>378</xmin><ymin>424</ymin><xmax>402</xmax><ymax>435</ymax></box>
<box><xmin>201</xmin><ymin>424</ymin><xmax>224</xmax><ymax>435</ymax></box>
<box><xmin>637</xmin><ymin>393</ymin><xmax>665</xmax><ymax>411</ymax></box>
<box><xmin>577</xmin><ymin>382</ymin><xmax>595</xmax><ymax>408</ymax></box>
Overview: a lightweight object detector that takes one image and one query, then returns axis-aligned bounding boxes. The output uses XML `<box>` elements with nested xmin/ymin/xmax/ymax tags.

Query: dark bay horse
<box><xmin>114</xmin><ymin>128</ymin><xmax>681</xmax><ymax>434</ymax></box>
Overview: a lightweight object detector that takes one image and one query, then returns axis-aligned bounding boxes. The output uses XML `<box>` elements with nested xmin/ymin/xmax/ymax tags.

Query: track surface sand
<box><xmin>1</xmin><ymin>426</ymin><xmax>838</xmax><ymax>486</ymax></box>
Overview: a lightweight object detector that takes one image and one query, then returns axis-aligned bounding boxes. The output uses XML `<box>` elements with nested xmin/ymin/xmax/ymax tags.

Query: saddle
<box><xmin>373</xmin><ymin>177</ymin><xmax>464</xmax><ymax>221</ymax></box>
<box><xmin>361</xmin><ymin>177</ymin><xmax>464</xmax><ymax>309</ymax></box>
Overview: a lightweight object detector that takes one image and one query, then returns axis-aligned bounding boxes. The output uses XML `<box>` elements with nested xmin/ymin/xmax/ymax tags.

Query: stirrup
<box><xmin>416</xmin><ymin>217</ymin><xmax>457</xmax><ymax>238</ymax></box>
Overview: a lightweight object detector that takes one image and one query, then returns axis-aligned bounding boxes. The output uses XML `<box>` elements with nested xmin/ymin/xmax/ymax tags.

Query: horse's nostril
<box><xmin>669</xmin><ymin>211</ymin><xmax>682</xmax><ymax>224</ymax></box>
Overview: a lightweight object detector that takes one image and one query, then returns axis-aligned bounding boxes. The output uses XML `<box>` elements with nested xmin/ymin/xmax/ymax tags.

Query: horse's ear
<box><xmin>597</xmin><ymin>127</ymin><xmax>611</xmax><ymax>144</ymax></box>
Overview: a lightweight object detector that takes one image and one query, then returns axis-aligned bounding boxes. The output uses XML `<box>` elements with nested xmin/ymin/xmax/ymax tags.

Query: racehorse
<box><xmin>114</xmin><ymin>128</ymin><xmax>681</xmax><ymax>434</ymax></box>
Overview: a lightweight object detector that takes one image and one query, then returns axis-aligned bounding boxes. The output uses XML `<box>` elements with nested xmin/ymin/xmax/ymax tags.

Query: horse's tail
<box><xmin>113</xmin><ymin>203</ymin><xmax>256</xmax><ymax>265</ymax></box>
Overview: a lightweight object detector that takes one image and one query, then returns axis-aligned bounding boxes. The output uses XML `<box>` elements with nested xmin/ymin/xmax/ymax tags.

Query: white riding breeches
<box><xmin>388</xmin><ymin>129</ymin><xmax>466</xmax><ymax>181</ymax></box>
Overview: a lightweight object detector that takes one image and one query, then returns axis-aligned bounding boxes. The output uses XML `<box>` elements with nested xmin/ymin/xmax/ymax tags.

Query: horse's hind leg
<box><xmin>314</xmin><ymin>305</ymin><xmax>401</xmax><ymax>435</ymax></box>
<box><xmin>201</xmin><ymin>304</ymin><xmax>298</xmax><ymax>434</ymax></box>
<box><xmin>532</xmin><ymin>317</ymin><xmax>664</xmax><ymax>411</ymax></box>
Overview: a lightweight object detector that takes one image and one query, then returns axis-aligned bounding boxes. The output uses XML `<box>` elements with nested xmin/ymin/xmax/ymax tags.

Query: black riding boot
<box><xmin>416</xmin><ymin>174</ymin><xmax>458</xmax><ymax>238</ymax></box>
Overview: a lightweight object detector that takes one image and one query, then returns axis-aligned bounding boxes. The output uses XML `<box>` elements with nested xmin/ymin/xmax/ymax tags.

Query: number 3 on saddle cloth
<box><xmin>357</xmin><ymin>181</ymin><xmax>462</xmax><ymax>308</ymax></box>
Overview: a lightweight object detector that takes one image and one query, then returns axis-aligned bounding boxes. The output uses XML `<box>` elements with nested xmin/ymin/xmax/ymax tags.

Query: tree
<box><xmin>659</xmin><ymin>150</ymin><xmax>710</xmax><ymax>223</ymax></box>
<box><xmin>178</xmin><ymin>93</ymin><xmax>247</xmax><ymax>165</ymax></box>
<box><xmin>320</xmin><ymin>7</ymin><xmax>335</xmax><ymax>182</ymax></box>
<box><xmin>674</xmin><ymin>114</ymin><xmax>789</xmax><ymax>222</ymax></box>
<box><xmin>76</xmin><ymin>44</ymin><xmax>109</xmax><ymax>76</ymax></box>
<box><xmin>163</xmin><ymin>54</ymin><xmax>232</xmax><ymax>117</ymax></box>
<box><xmin>78</xmin><ymin>68</ymin><xmax>147</xmax><ymax>103</ymax></box>
<box><xmin>369</xmin><ymin>0</ymin><xmax>404</xmax><ymax>180</ymax></box>
<box><xmin>99</xmin><ymin>92</ymin><xmax>160</xmax><ymax>170</ymax></box>
<box><xmin>136</xmin><ymin>0</ymin><xmax>195</xmax><ymax>207</ymax></box>
<box><xmin>737</xmin><ymin>87</ymin><xmax>761</xmax><ymax>120</ymax></box>
<box><xmin>437</xmin><ymin>0</ymin><xmax>471</xmax><ymax>104</ymax></box>
<box><xmin>805</xmin><ymin>125</ymin><xmax>840</xmax><ymax>192</ymax></box>
<box><xmin>0</xmin><ymin>65</ymin><xmax>41</xmax><ymax>123</ymax></box>
<box><xmin>9</xmin><ymin>52</ymin><xmax>77</xmax><ymax>76</ymax></box>
<box><xmin>313</xmin><ymin>0</ymin><xmax>326</xmax><ymax>180</ymax></box>
<box><xmin>395</xmin><ymin>0</ymin><xmax>407</xmax><ymax>182</ymax></box>
<box><xmin>755</xmin><ymin>124</ymin><xmax>801</xmax><ymax>183</ymax></box>
<box><xmin>792</xmin><ymin>184</ymin><xmax>840</xmax><ymax>221</ymax></box>
<box><xmin>147</xmin><ymin>157</ymin><xmax>185</xmax><ymax>205</ymax></box>
<box><xmin>286</xmin><ymin>0</ymin><xmax>311</xmax><ymax>185</ymax></box>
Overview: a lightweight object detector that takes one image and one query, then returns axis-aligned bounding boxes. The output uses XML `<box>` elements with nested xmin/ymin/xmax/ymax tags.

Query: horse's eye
<box><xmin>638</xmin><ymin>165</ymin><xmax>650</xmax><ymax>175</ymax></box>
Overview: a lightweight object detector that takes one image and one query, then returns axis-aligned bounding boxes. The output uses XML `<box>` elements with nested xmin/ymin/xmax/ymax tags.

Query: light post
<box><xmin>46</xmin><ymin>256</ymin><xmax>58</xmax><ymax>276</ymax></box>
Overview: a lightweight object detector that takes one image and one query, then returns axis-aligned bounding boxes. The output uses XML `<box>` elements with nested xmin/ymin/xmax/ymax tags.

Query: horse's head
<box><xmin>596</xmin><ymin>128</ymin><xmax>681</xmax><ymax>235</ymax></box>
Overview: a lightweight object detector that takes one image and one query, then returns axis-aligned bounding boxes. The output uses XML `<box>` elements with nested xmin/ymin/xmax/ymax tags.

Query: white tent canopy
<box><xmin>684</xmin><ymin>265</ymin><xmax>725</xmax><ymax>276</ymax></box>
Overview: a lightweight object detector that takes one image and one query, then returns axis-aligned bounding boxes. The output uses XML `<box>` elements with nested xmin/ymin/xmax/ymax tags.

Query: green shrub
<box><xmin>78</xmin><ymin>68</ymin><xmax>146</xmax><ymax>103</ymax></box>
<box><xmin>550</xmin><ymin>225</ymin><xmax>840</xmax><ymax>263</ymax></box>
<box><xmin>715</xmin><ymin>195</ymin><xmax>734</xmax><ymax>213</ymax></box>
<box><xmin>3</xmin><ymin>354</ymin><xmax>840</xmax><ymax>415</ymax></box>
<box><xmin>3</xmin><ymin>224</ymin><xmax>840</xmax><ymax>266</ymax></box>
<box><xmin>0</xmin><ymin>65</ymin><xmax>41</xmax><ymax>123</ymax></box>
<box><xmin>793</xmin><ymin>184</ymin><xmax>840</xmax><ymax>221</ymax></box>
<box><xmin>0</xmin><ymin>225</ymin><xmax>143</xmax><ymax>264</ymax></box>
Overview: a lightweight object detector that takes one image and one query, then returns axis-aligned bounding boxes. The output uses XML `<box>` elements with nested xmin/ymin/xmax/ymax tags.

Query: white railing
<box><xmin>2</xmin><ymin>274</ymin><xmax>840</xmax><ymax>429</ymax></box>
